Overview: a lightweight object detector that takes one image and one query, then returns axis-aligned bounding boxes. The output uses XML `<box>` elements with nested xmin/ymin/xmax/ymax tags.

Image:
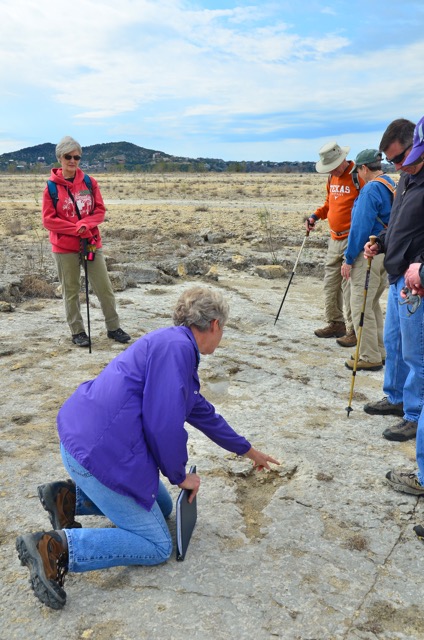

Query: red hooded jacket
<box><xmin>42</xmin><ymin>167</ymin><xmax>105</xmax><ymax>253</ymax></box>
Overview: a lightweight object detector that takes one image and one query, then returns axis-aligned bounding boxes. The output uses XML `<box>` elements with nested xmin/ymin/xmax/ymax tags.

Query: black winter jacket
<box><xmin>378</xmin><ymin>167</ymin><xmax>424</xmax><ymax>284</ymax></box>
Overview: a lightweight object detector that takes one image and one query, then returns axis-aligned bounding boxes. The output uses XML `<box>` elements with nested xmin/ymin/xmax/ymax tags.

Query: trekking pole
<box><xmin>346</xmin><ymin>235</ymin><xmax>377</xmax><ymax>417</ymax></box>
<box><xmin>274</xmin><ymin>231</ymin><xmax>309</xmax><ymax>325</ymax></box>
<box><xmin>82</xmin><ymin>239</ymin><xmax>92</xmax><ymax>354</ymax></box>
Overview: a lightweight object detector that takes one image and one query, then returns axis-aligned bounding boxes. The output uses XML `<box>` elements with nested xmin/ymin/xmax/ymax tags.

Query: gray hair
<box><xmin>173</xmin><ymin>287</ymin><xmax>229</xmax><ymax>331</ymax></box>
<box><xmin>55</xmin><ymin>136</ymin><xmax>82</xmax><ymax>161</ymax></box>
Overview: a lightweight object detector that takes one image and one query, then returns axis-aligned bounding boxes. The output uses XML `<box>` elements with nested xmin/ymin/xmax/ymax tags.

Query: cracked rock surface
<box><xmin>1</xmin><ymin>173</ymin><xmax>423</xmax><ymax>639</ymax></box>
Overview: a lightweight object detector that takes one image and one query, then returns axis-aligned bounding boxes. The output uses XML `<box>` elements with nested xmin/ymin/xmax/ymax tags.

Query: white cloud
<box><xmin>0</xmin><ymin>0</ymin><xmax>350</xmax><ymax>116</ymax></box>
<box><xmin>0</xmin><ymin>138</ymin><xmax>32</xmax><ymax>155</ymax></box>
<box><xmin>1</xmin><ymin>0</ymin><xmax>423</xmax><ymax>159</ymax></box>
<box><xmin>321</xmin><ymin>7</ymin><xmax>337</xmax><ymax>16</ymax></box>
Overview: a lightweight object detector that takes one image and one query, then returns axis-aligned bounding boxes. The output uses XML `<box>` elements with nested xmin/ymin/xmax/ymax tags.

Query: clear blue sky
<box><xmin>1</xmin><ymin>0</ymin><xmax>423</xmax><ymax>162</ymax></box>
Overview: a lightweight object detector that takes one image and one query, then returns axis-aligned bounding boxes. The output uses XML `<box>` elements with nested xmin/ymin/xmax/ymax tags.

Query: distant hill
<box><xmin>0</xmin><ymin>141</ymin><xmax>318</xmax><ymax>173</ymax></box>
<box><xmin>0</xmin><ymin>141</ymin><xmax>170</xmax><ymax>167</ymax></box>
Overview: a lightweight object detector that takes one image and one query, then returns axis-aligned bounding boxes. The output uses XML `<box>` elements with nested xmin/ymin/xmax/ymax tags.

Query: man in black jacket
<box><xmin>363</xmin><ymin>118</ymin><xmax>424</xmax><ymax>444</ymax></box>
<box><xmin>380</xmin><ymin>116</ymin><xmax>424</xmax><ymax>505</ymax></box>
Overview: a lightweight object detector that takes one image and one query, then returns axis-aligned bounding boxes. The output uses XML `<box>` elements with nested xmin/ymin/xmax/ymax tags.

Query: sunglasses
<box><xmin>385</xmin><ymin>144</ymin><xmax>412</xmax><ymax>165</ymax></box>
<box><xmin>64</xmin><ymin>154</ymin><xmax>81</xmax><ymax>161</ymax></box>
<box><xmin>399</xmin><ymin>287</ymin><xmax>422</xmax><ymax>316</ymax></box>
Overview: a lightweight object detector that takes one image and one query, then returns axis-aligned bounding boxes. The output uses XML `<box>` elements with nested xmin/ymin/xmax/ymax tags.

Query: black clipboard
<box><xmin>176</xmin><ymin>465</ymin><xmax>197</xmax><ymax>561</ymax></box>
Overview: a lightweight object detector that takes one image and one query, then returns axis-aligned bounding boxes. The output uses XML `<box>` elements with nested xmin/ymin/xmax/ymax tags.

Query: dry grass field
<box><xmin>0</xmin><ymin>171</ymin><xmax>329</xmax><ymax>243</ymax></box>
<box><xmin>0</xmin><ymin>172</ymin><xmax>331</xmax><ymax>296</ymax></box>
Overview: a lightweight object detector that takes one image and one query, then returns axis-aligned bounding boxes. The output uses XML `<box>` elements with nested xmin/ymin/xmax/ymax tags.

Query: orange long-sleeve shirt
<box><xmin>314</xmin><ymin>161</ymin><xmax>364</xmax><ymax>240</ymax></box>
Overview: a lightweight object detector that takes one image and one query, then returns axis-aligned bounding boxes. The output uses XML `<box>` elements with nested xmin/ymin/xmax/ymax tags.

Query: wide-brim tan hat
<box><xmin>315</xmin><ymin>141</ymin><xmax>350</xmax><ymax>173</ymax></box>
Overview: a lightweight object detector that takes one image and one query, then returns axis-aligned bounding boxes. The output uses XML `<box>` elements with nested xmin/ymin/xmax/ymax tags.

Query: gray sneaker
<box><xmin>363</xmin><ymin>397</ymin><xmax>404</xmax><ymax>416</ymax></box>
<box><xmin>385</xmin><ymin>469</ymin><xmax>424</xmax><ymax>495</ymax></box>
<box><xmin>383</xmin><ymin>419</ymin><xmax>417</xmax><ymax>442</ymax></box>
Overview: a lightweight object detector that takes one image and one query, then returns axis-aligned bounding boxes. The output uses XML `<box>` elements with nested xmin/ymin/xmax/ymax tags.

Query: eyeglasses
<box><xmin>385</xmin><ymin>144</ymin><xmax>412</xmax><ymax>165</ymax></box>
<box><xmin>64</xmin><ymin>154</ymin><xmax>81</xmax><ymax>161</ymax></box>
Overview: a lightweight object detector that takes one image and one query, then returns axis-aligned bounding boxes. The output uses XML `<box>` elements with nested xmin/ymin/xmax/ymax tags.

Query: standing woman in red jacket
<box><xmin>42</xmin><ymin>136</ymin><xmax>130</xmax><ymax>347</ymax></box>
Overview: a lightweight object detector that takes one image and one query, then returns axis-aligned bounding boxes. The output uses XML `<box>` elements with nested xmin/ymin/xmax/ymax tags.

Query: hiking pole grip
<box><xmin>367</xmin><ymin>235</ymin><xmax>377</xmax><ymax>267</ymax></box>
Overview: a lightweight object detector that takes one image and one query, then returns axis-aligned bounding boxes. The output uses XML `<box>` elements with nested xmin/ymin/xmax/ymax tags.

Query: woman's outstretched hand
<box><xmin>178</xmin><ymin>472</ymin><xmax>201</xmax><ymax>503</ymax></box>
<box><xmin>244</xmin><ymin>447</ymin><xmax>280</xmax><ymax>471</ymax></box>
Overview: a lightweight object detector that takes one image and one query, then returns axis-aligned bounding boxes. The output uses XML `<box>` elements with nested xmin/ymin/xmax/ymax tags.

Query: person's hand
<box><xmin>77</xmin><ymin>225</ymin><xmax>87</xmax><ymax>235</ymax></box>
<box><xmin>364</xmin><ymin>241</ymin><xmax>379</xmax><ymax>259</ymax></box>
<box><xmin>404</xmin><ymin>263</ymin><xmax>424</xmax><ymax>295</ymax></box>
<box><xmin>244</xmin><ymin>447</ymin><xmax>280</xmax><ymax>471</ymax></box>
<box><xmin>178</xmin><ymin>472</ymin><xmax>201</xmax><ymax>503</ymax></box>
<box><xmin>305</xmin><ymin>216</ymin><xmax>316</xmax><ymax>232</ymax></box>
<box><xmin>341</xmin><ymin>263</ymin><xmax>352</xmax><ymax>280</ymax></box>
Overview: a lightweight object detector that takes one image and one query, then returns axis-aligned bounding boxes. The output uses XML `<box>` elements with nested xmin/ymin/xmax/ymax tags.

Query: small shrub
<box><xmin>257</xmin><ymin>207</ymin><xmax>279</xmax><ymax>264</ymax></box>
<box><xmin>20</xmin><ymin>275</ymin><xmax>56</xmax><ymax>298</ymax></box>
<box><xmin>6</xmin><ymin>219</ymin><xmax>23</xmax><ymax>236</ymax></box>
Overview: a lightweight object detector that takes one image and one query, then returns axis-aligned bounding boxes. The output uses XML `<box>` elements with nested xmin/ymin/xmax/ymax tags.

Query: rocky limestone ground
<box><xmin>1</xmin><ymin>173</ymin><xmax>423</xmax><ymax>640</ymax></box>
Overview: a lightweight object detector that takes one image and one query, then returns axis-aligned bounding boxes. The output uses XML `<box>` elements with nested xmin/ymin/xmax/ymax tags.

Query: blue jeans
<box><xmin>61</xmin><ymin>444</ymin><xmax>173</xmax><ymax>573</ymax></box>
<box><xmin>382</xmin><ymin>277</ymin><xmax>424</xmax><ymax>421</ymax></box>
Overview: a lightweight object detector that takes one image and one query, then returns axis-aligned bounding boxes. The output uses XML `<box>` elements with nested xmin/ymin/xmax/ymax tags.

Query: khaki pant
<box><xmin>53</xmin><ymin>249</ymin><xmax>120</xmax><ymax>336</ymax></box>
<box><xmin>323</xmin><ymin>237</ymin><xmax>352</xmax><ymax>332</ymax></box>
<box><xmin>350</xmin><ymin>252</ymin><xmax>387</xmax><ymax>363</ymax></box>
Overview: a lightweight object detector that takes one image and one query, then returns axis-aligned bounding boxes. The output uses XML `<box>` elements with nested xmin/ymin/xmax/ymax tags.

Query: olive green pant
<box><xmin>53</xmin><ymin>250</ymin><xmax>120</xmax><ymax>336</ymax></box>
<box><xmin>324</xmin><ymin>237</ymin><xmax>353</xmax><ymax>333</ymax></box>
<box><xmin>350</xmin><ymin>252</ymin><xmax>387</xmax><ymax>364</ymax></box>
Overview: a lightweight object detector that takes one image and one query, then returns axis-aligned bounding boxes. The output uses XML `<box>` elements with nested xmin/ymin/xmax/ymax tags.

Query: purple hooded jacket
<box><xmin>58</xmin><ymin>326</ymin><xmax>251</xmax><ymax>510</ymax></box>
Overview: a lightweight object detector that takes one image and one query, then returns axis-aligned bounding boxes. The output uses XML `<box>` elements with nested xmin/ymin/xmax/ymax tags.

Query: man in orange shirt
<box><xmin>305</xmin><ymin>141</ymin><xmax>364</xmax><ymax>344</ymax></box>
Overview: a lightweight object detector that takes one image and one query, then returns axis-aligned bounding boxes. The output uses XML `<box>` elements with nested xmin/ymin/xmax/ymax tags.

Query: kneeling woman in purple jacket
<box><xmin>16</xmin><ymin>286</ymin><xmax>279</xmax><ymax>610</ymax></box>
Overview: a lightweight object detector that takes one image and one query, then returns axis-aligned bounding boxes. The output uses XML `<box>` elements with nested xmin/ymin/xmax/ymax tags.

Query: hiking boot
<box><xmin>16</xmin><ymin>530</ymin><xmax>68</xmax><ymax>609</ymax></box>
<box><xmin>345</xmin><ymin>358</ymin><xmax>383</xmax><ymax>372</ymax></box>
<box><xmin>336</xmin><ymin>330</ymin><xmax>357</xmax><ymax>347</ymax></box>
<box><xmin>37</xmin><ymin>480</ymin><xmax>82</xmax><ymax>530</ymax></box>
<box><xmin>107</xmin><ymin>328</ymin><xmax>131</xmax><ymax>343</ymax></box>
<box><xmin>314</xmin><ymin>321</ymin><xmax>346</xmax><ymax>338</ymax></box>
<box><xmin>382</xmin><ymin>419</ymin><xmax>417</xmax><ymax>442</ymax></box>
<box><xmin>385</xmin><ymin>469</ymin><xmax>424</xmax><ymax>495</ymax></box>
<box><xmin>72</xmin><ymin>331</ymin><xmax>90</xmax><ymax>347</ymax></box>
<box><xmin>363</xmin><ymin>397</ymin><xmax>404</xmax><ymax>416</ymax></box>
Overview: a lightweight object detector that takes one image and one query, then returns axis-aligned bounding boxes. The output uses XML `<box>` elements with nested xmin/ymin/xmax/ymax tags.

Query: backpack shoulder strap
<box><xmin>328</xmin><ymin>172</ymin><xmax>360</xmax><ymax>190</ymax></box>
<box><xmin>351</xmin><ymin>171</ymin><xmax>360</xmax><ymax>190</ymax></box>
<box><xmin>373</xmin><ymin>176</ymin><xmax>396</xmax><ymax>230</ymax></box>
<box><xmin>83</xmin><ymin>174</ymin><xmax>93</xmax><ymax>194</ymax></box>
<box><xmin>47</xmin><ymin>180</ymin><xmax>59</xmax><ymax>210</ymax></box>
<box><xmin>48</xmin><ymin>174</ymin><xmax>93</xmax><ymax>211</ymax></box>
<box><xmin>373</xmin><ymin>175</ymin><xmax>396</xmax><ymax>196</ymax></box>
